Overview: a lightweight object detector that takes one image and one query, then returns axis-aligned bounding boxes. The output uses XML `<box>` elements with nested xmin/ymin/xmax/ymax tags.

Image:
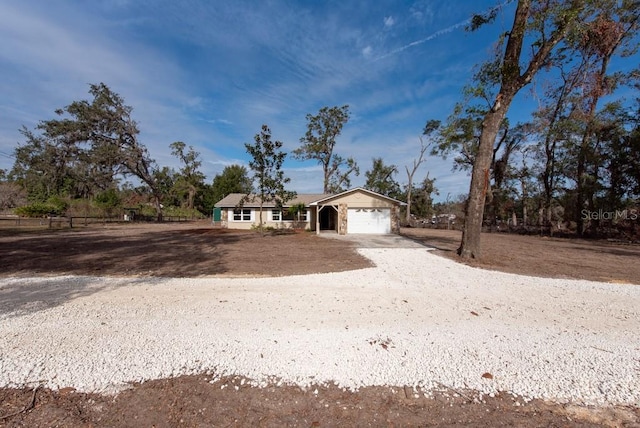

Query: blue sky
<box><xmin>0</xmin><ymin>0</ymin><xmax>525</xmax><ymax>201</ymax></box>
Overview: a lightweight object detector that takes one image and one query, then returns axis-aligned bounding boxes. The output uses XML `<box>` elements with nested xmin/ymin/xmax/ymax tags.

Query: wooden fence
<box><xmin>0</xmin><ymin>215</ymin><xmax>191</xmax><ymax>229</ymax></box>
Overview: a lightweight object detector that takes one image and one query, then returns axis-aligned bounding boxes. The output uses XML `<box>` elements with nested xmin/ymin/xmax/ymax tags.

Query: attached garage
<box><xmin>310</xmin><ymin>187</ymin><xmax>406</xmax><ymax>235</ymax></box>
<box><xmin>347</xmin><ymin>208</ymin><xmax>391</xmax><ymax>234</ymax></box>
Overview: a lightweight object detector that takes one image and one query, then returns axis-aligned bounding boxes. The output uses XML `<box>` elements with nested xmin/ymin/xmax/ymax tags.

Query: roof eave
<box><xmin>310</xmin><ymin>187</ymin><xmax>407</xmax><ymax>206</ymax></box>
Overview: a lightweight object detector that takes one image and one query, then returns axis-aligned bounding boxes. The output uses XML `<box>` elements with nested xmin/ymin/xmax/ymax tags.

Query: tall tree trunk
<box><xmin>323</xmin><ymin>160</ymin><xmax>330</xmax><ymax>194</ymax></box>
<box><xmin>187</xmin><ymin>185</ymin><xmax>196</xmax><ymax>211</ymax></box>
<box><xmin>259</xmin><ymin>200</ymin><xmax>264</xmax><ymax>233</ymax></box>
<box><xmin>458</xmin><ymin>0</ymin><xmax>573</xmax><ymax>258</ymax></box>
<box><xmin>153</xmin><ymin>194</ymin><xmax>163</xmax><ymax>222</ymax></box>
<box><xmin>541</xmin><ymin>72</ymin><xmax>579</xmax><ymax>231</ymax></box>
<box><xmin>521</xmin><ymin>176</ymin><xmax>528</xmax><ymax>227</ymax></box>
<box><xmin>575</xmin><ymin>95</ymin><xmax>603</xmax><ymax>237</ymax></box>
<box><xmin>575</xmin><ymin>63</ymin><xmax>617</xmax><ymax>236</ymax></box>
<box><xmin>459</xmin><ymin>0</ymin><xmax>531</xmax><ymax>258</ymax></box>
<box><xmin>459</xmin><ymin>108</ymin><xmax>508</xmax><ymax>258</ymax></box>
<box><xmin>406</xmin><ymin>185</ymin><xmax>413</xmax><ymax>223</ymax></box>
<box><xmin>575</xmin><ymin>142</ymin><xmax>587</xmax><ymax>236</ymax></box>
<box><xmin>542</xmin><ymin>140</ymin><xmax>556</xmax><ymax>230</ymax></box>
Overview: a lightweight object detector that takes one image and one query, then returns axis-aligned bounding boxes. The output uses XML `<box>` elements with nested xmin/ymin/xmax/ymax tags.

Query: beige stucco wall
<box><xmin>223</xmin><ymin>208</ymin><xmax>315</xmax><ymax>231</ymax></box>
<box><xmin>321</xmin><ymin>192</ymin><xmax>397</xmax><ymax>208</ymax></box>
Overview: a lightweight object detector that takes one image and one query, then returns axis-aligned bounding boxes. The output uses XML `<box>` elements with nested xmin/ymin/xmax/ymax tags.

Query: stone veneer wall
<box><xmin>391</xmin><ymin>205</ymin><xmax>400</xmax><ymax>233</ymax></box>
<box><xmin>221</xmin><ymin>209</ymin><xmax>228</xmax><ymax>228</ymax></box>
<box><xmin>338</xmin><ymin>203</ymin><xmax>348</xmax><ymax>235</ymax></box>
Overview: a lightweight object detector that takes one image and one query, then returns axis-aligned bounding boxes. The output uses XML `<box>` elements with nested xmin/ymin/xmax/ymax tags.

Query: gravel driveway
<box><xmin>1</xmin><ymin>247</ymin><xmax>638</xmax><ymax>407</ymax></box>
<box><xmin>319</xmin><ymin>232</ymin><xmax>427</xmax><ymax>248</ymax></box>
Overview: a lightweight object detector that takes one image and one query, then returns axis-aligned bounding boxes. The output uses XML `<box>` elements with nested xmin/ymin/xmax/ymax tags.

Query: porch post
<box><xmin>315</xmin><ymin>205</ymin><xmax>322</xmax><ymax>234</ymax></box>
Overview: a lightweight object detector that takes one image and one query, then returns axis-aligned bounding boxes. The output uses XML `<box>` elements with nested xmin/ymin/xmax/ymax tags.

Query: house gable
<box><xmin>309</xmin><ymin>188</ymin><xmax>405</xmax><ymax>235</ymax></box>
<box><xmin>309</xmin><ymin>187</ymin><xmax>406</xmax><ymax>208</ymax></box>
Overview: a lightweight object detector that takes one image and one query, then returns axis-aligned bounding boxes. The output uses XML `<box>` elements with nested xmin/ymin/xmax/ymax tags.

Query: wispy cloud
<box><xmin>0</xmin><ymin>0</ymin><xmax>517</xmax><ymax>200</ymax></box>
<box><xmin>206</xmin><ymin>119</ymin><xmax>233</xmax><ymax>126</ymax></box>
<box><xmin>384</xmin><ymin>16</ymin><xmax>395</xmax><ymax>27</ymax></box>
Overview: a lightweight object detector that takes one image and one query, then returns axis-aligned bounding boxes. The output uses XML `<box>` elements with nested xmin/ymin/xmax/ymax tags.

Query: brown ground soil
<box><xmin>400</xmin><ymin>227</ymin><xmax>640</xmax><ymax>285</ymax></box>
<box><xmin>0</xmin><ymin>221</ymin><xmax>373</xmax><ymax>278</ymax></box>
<box><xmin>1</xmin><ymin>221</ymin><xmax>639</xmax><ymax>427</ymax></box>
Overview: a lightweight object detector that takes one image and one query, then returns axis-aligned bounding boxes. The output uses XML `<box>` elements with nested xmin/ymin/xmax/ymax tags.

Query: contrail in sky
<box><xmin>374</xmin><ymin>20</ymin><xmax>470</xmax><ymax>61</ymax></box>
<box><xmin>375</xmin><ymin>1</ymin><xmax>509</xmax><ymax>61</ymax></box>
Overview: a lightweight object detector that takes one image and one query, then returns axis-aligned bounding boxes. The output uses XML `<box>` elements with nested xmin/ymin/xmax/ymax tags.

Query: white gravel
<box><xmin>1</xmin><ymin>247</ymin><xmax>639</xmax><ymax>406</ymax></box>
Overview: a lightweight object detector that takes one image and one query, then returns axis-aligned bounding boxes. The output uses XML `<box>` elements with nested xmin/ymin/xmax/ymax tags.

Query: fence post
<box><xmin>48</xmin><ymin>216</ymin><xmax>52</xmax><ymax>228</ymax></box>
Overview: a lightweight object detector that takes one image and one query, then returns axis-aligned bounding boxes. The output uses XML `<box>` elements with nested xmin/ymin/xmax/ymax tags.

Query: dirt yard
<box><xmin>1</xmin><ymin>221</ymin><xmax>638</xmax><ymax>427</ymax></box>
<box><xmin>400</xmin><ymin>227</ymin><xmax>640</xmax><ymax>285</ymax></box>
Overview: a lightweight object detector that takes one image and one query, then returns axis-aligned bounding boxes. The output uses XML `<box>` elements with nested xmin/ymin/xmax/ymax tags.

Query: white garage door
<box><xmin>347</xmin><ymin>208</ymin><xmax>391</xmax><ymax>234</ymax></box>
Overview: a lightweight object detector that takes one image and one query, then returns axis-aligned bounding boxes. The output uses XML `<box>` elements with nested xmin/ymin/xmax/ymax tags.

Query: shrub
<box><xmin>46</xmin><ymin>196</ymin><xmax>69</xmax><ymax>214</ymax></box>
<box><xmin>15</xmin><ymin>202</ymin><xmax>61</xmax><ymax>217</ymax></box>
<box><xmin>163</xmin><ymin>206</ymin><xmax>206</xmax><ymax>219</ymax></box>
<box><xmin>94</xmin><ymin>189</ymin><xmax>122</xmax><ymax>217</ymax></box>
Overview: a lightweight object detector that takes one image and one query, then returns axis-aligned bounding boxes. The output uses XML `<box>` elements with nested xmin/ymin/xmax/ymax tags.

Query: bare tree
<box><xmin>0</xmin><ymin>182</ymin><xmax>27</xmax><ymax>211</ymax></box>
<box><xmin>405</xmin><ymin>137</ymin><xmax>430</xmax><ymax>223</ymax></box>
<box><xmin>405</xmin><ymin>120</ymin><xmax>439</xmax><ymax>223</ymax></box>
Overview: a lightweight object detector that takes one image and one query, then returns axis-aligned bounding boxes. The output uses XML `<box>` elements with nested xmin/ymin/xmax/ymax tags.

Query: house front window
<box><xmin>272</xmin><ymin>210</ymin><xmax>281</xmax><ymax>221</ymax></box>
<box><xmin>282</xmin><ymin>209</ymin><xmax>308</xmax><ymax>221</ymax></box>
<box><xmin>282</xmin><ymin>209</ymin><xmax>295</xmax><ymax>221</ymax></box>
<box><xmin>233</xmin><ymin>208</ymin><xmax>251</xmax><ymax>221</ymax></box>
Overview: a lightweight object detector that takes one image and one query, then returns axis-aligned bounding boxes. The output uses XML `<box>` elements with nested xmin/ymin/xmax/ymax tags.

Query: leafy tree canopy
<box><xmin>245</xmin><ymin>125</ymin><xmax>296</xmax><ymax>229</ymax></box>
<box><xmin>170</xmin><ymin>141</ymin><xmax>206</xmax><ymax>210</ymax></box>
<box><xmin>293</xmin><ymin>105</ymin><xmax>359</xmax><ymax>193</ymax></box>
<box><xmin>10</xmin><ymin>83</ymin><xmax>164</xmax><ymax>219</ymax></box>
<box><xmin>211</xmin><ymin>164</ymin><xmax>252</xmax><ymax>203</ymax></box>
<box><xmin>364</xmin><ymin>158</ymin><xmax>401</xmax><ymax>198</ymax></box>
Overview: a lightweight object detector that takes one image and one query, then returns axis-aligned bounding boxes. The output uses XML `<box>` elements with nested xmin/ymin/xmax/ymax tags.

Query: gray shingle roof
<box><xmin>214</xmin><ymin>193</ymin><xmax>332</xmax><ymax>208</ymax></box>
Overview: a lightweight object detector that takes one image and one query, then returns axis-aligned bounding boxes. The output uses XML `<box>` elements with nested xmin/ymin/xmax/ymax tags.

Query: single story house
<box><xmin>213</xmin><ymin>187</ymin><xmax>406</xmax><ymax>235</ymax></box>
